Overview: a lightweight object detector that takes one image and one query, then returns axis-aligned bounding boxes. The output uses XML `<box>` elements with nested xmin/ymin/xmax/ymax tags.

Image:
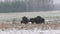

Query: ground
<box><xmin>0</xmin><ymin>23</ymin><xmax>60</xmax><ymax>30</ymax></box>
<box><xmin>0</xmin><ymin>23</ymin><xmax>60</xmax><ymax>34</ymax></box>
<box><xmin>0</xmin><ymin>11</ymin><xmax>60</xmax><ymax>34</ymax></box>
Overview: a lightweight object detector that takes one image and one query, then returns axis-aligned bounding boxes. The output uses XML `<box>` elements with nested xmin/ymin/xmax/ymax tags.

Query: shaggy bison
<box><xmin>21</xmin><ymin>16</ymin><xmax>45</xmax><ymax>24</ymax></box>
<box><xmin>35</xmin><ymin>16</ymin><xmax>45</xmax><ymax>24</ymax></box>
<box><xmin>30</xmin><ymin>16</ymin><xmax>45</xmax><ymax>24</ymax></box>
<box><xmin>30</xmin><ymin>18</ymin><xmax>35</xmax><ymax>24</ymax></box>
<box><xmin>21</xmin><ymin>16</ymin><xmax>30</xmax><ymax>24</ymax></box>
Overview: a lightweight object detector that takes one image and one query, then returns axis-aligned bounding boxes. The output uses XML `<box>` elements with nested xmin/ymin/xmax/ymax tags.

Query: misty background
<box><xmin>0</xmin><ymin>0</ymin><xmax>59</xmax><ymax>13</ymax></box>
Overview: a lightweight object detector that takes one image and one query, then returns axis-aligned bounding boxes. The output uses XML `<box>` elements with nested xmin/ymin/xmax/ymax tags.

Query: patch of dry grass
<box><xmin>0</xmin><ymin>23</ymin><xmax>60</xmax><ymax>30</ymax></box>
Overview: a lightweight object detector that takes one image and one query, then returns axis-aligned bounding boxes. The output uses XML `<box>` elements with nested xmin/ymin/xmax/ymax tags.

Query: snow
<box><xmin>0</xmin><ymin>28</ymin><xmax>60</xmax><ymax>34</ymax></box>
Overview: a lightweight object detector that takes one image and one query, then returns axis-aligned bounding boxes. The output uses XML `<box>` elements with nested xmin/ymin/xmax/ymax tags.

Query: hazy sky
<box><xmin>53</xmin><ymin>0</ymin><xmax>60</xmax><ymax>4</ymax></box>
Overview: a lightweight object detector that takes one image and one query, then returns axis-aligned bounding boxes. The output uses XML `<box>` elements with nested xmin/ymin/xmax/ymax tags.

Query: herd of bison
<box><xmin>21</xmin><ymin>16</ymin><xmax>45</xmax><ymax>24</ymax></box>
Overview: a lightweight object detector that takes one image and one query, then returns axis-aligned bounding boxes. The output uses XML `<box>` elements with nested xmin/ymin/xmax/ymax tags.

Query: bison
<box><xmin>30</xmin><ymin>18</ymin><xmax>35</xmax><ymax>24</ymax></box>
<box><xmin>21</xmin><ymin>16</ymin><xmax>45</xmax><ymax>24</ymax></box>
<box><xmin>35</xmin><ymin>16</ymin><xmax>45</xmax><ymax>24</ymax></box>
<box><xmin>21</xmin><ymin>16</ymin><xmax>30</xmax><ymax>24</ymax></box>
<box><xmin>30</xmin><ymin>16</ymin><xmax>45</xmax><ymax>24</ymax></box>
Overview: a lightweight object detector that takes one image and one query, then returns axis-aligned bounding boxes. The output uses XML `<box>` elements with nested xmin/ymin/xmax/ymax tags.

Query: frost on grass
<box><xmin>0</xmin><ymin>23</ymin><xmax>60</xmax><ymax>34</ymax></box>
<box><xmin>0</xmin><ymin>28</ymin><xmax>60</xmax><ymax>34</ymax></box>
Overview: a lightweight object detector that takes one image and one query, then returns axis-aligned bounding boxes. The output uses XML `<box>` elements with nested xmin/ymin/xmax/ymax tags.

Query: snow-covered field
<box><xmin>0</xmin><ymin>10</ymin><xmax>60</xmax><ymax>19</ymax></box>
<box><xmin>0</xmin><ymin>11</ymin><xmax>60</xmax><ymax>24</ymax></box>
<box><xmin>0</xmin><ymin>28</ymin><xmax>60</xmax><ymax>34</ymax></box>
<box><xmin>0</xmin><ymin>11</ymin><xmax>60</xmax><ymax>34</ymax></box>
